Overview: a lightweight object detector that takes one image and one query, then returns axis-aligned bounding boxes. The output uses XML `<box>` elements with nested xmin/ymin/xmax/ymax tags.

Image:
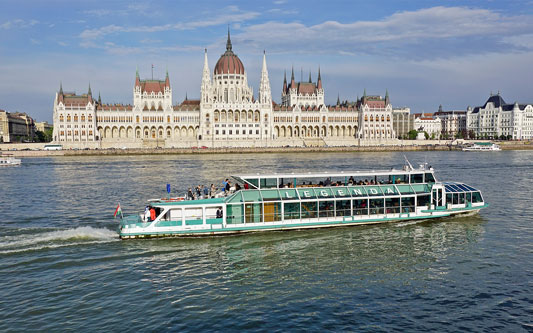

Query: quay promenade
<box><xmin>1</xmin><ymin>140</ymin><xmax>532</xmax><ymax>157</ymax></box>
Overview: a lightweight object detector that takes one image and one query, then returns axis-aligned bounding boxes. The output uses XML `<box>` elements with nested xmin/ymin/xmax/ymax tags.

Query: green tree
<box><xmin>35</xmin><ymin>131</ymin><xmax>45</xmax><ymax>142</ymax></box>
<box><xmin>424</xmin><ymin>131</ymin><xmax>429</xmax><ymax>140</ymax></box>
<box><xmin>44</xmin><ymin>128</ymin><xmax>53</xmax><ymax>142</ymax></box>
<box><xmin>408</xmin><ymin>130</ymin><xmax>418</xmax><ymax>140</ymax></box>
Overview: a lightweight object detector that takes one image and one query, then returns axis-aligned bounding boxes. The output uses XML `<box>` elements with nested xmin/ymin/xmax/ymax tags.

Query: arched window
<box><xmin>74</xmin><ymin>115</ymin><xmax>78</xmax><ymax>122</ymax></box>
<box><xmin>60</xmin><ymin>114</ymin><xmax>64</xmax><ymax>122</ymax></box>
<box><xmin>81</xmin><ymin>115</ymin><xmax>85</xmax><ymax>121</ymax></box>
<box><xmin>88</xmin><ymin>115</ymin><xmax>92</xmax><ymax>122</ymax></box>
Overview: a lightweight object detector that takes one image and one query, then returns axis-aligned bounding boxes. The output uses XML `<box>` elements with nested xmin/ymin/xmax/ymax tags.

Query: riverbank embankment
<box><xmin>2</xmin><ymin>140</ymin><xmax>532</xmax><ymax>157</ymax></box>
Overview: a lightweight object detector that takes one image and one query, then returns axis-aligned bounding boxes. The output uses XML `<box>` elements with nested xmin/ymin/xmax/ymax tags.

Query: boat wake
<box><xmin>0</xmin><ymin>226</ymin><xmax>119</xmax><ymax>255</ymax></box>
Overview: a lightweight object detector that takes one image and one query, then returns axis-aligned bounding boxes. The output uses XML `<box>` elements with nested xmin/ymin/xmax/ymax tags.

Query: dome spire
<box><xmin>59</xmin><ymin>81</ymin><xmax>63</xmax><ymax>95</ymax></box>
<box><xmin>226</xmin><ymin>25</ymin><xmax>232</xmax><ymax>51</ymax></box>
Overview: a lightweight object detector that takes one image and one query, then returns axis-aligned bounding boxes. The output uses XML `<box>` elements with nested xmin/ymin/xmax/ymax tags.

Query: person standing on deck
<box><xmin>203</xmin><ymin>185</ymin><xmax>209</xmax><ymax>199</ymax></box>
<box><xmin>150</xmin><ymin>207</ymin><xmax>156</xmax><ymax>221</ymax></box>
<box><xmin>210</xmin><ymin>184</ymin><xmax>216</xmax><ymax>198</ymax></box>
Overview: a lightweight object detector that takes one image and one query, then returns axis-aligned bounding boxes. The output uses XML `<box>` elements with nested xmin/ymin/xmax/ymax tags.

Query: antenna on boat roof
<box><xmin>403</xmin><ymin>155</ymin><xmax>414</xmax><ymax>171</ymax></box>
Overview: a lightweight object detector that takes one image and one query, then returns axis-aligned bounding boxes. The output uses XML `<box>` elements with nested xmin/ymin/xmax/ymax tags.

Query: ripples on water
<box><xmin>0</xmin><ymin>151</ymin><xmax>532</xmax><ymax>332</ymax></box>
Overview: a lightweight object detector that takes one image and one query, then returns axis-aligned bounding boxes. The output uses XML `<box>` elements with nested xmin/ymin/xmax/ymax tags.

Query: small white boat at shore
<box><xmin>118</xmin><ymin>160</ymin><xmax>488</xmax><ymax>239</ymax></box>
<box><xmin>0</xmin><ymin>153</ymin><xmax>21</xmax><ymax>166</ymax></box>
<box><xmin>462</xmin><ymin>142</ymin><xmax>501</xmax><ymax>151</ymax></box>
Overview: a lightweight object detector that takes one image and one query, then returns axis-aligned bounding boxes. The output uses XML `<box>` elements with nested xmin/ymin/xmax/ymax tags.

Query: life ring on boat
<box><xmin>163</xmin><ymin>197</ymin><xmax>185</xmax><ymax>202</ymax></box>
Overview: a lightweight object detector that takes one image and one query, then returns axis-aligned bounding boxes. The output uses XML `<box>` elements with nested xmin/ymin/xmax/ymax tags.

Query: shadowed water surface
<box><xmin>0</xmin><ymin>151</ymin><xmax>532</xmax><ymax>332</ymax></box>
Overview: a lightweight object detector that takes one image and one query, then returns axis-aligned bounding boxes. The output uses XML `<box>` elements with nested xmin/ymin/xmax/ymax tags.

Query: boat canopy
<box><xmin>225</xmin><ymin>183</ymin><xmax>432</xmax><ymax>203</ymax></box>
<box><xmin>232</xmin><ymin>168</ymin><xmax>436</xmax><ymax>190</ymax></box>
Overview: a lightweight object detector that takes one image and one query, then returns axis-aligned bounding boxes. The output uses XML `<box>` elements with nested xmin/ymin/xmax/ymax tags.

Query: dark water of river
<box><xmin>0</xmin><ymin>151</ymin><xmax>532</xmax><ymax>332</ymax></box>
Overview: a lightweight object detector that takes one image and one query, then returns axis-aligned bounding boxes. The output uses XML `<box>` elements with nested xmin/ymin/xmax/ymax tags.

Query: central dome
<box><xmin>214</xmin><ymin>30</ymin><xmax>245</xmax><ymax>75</ymax></box>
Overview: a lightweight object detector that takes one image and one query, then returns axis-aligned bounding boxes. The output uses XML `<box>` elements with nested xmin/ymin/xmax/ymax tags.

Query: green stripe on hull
<box><xmin>119</xmin><ymin>212</ymin><xmax>455</xmax><ymax>238</ymax></box>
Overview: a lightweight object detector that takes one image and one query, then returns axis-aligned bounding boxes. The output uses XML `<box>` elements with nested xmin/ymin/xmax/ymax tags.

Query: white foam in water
<box><xmin>0</xmin><ymin>226</ymin><xmax>118</xmax><ymax>254</ymax></box>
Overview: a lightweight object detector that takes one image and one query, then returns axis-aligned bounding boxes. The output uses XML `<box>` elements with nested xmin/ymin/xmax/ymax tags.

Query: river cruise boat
<box><xmin>118</xmin><ymin>162</ymin><xmax>488</xmax><ymax>239</ymax></box>
<box><xmin>0</xmin><ymin>153</ymin><xmax>21</xmax><ymax>166</ymax></box>
<box><xmin>462</xmin><ymin>142</ymin><xmax>501</xmax><ymax>151</ymax></box>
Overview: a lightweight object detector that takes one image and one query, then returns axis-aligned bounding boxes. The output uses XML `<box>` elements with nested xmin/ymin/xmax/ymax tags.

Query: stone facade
<box><xmin>414</xmin><ymin>113</ymin><xmax>442</xmax><ymax>138</ymax></box>
<box><xmin>467</xmin><ymin>94</ymin><xmax>533</xmax><ymax>140</ymax></box>
<box><xmin>434</xmin><ymin>106</ymin><xmax>467</xmax><ymax>138</ymax></box>
<box><xmin>52</xmin><ymin>32</ymin><xmax>401</xmax><ymax>148</ymax></box>
<box><xmin>392</xmin><ymin>107</ymin><xmax>414</xmax><ymax>139</ymax></box>
<box><xmin>0</xmin><ymin>110</ymin><xmax>35</xmax><ymax>143</ymax></box>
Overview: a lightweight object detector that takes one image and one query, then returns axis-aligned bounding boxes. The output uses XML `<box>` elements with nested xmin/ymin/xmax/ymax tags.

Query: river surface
<box><xmin>0</xmin><ymin>151</ymin><xmax>532</xmax><ymax>332</ymax></box>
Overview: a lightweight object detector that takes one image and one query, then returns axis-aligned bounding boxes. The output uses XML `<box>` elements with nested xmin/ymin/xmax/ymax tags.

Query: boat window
<box><xmin>245</xmin><ymin>178</ymin><xmax>259</xmax><ymax>189</ymax></box>
<box><xmin>242</xmin><ymin>190</ymin><xmax>262</xmax><ymax>202</ymax></box>
<box><xmin>396</xmin><ymin>184</ymin><xmax>415</xmax><ymax>194</ymax></box>
<box><xmin>316</xmin><ymin>188</ymin><xmax>333</xmax><ymax>199</ymax></box>
<box><xmin>301</xmin><ymin>201</ymin><xmax>317</xmax><ymax>218</ymax></box>
<box><xmin>472</xmin><ymin>192</ymin><xmax>483</xmax><ymax>203</ymax></box>
<box><xmin>298</xmin><ymin>188</ymin><xmax>317</xmax><ymax>199</ymax></box>
<box><xmin>264</xmin><ymin>202</ymin><xmax>281</xmax><ymax>222</ymax></box>
<box><xmin>184</xmin><ymin>208</ymin><xmax>203</xmax><ymax>226</ymax></box>
<box><xmin>466</xmin><ymin>192</ymin><xmax>472</xmax><ymax>203</ymax></box>
<box><xmin>319</xmin><ymin>201</ymin><xmax>335</xmax><ymax>218</ymax></box>
<box><xmin>284</xmin><ymin>202</ymin><xmax>300</xmax><ymax>220</ymax></box>
<box><xmin>353</xmin><ymin>199</ymin><xmax>368</xmax><ymax>215</ymax></box>
<box><xmin>401</xmin><ymin>197</ymin><xmax>415</xmax><ymax>213</ymax></box>
<box><xmin>410</xmin><ymin>173</ymin><xmax>424</xmax><ymax>184</ymax></box>
<box><xmin>226</xmin><ymin>192</ymin><xmax>243</xmax><ymax>203</ymax></box>
<box><xmin>170</xmin><ymin>209</ymin><xmax>183</xmax><ymax>221</ymax></box>
<box><xmin>411</xmin><ymin>184</ymin><xmax>430</xmax><ymax>194</ymax></box>
<box><xmin>417</xmin><ymin>194</ymin><xmax>431</xmax><ymax>207</ymax></box>
<box><xmin>459</xmin><ymin>193</ymin><xmax>465</xmax><ymax>204</ymax></box>
<box><xmin>369</xmin><ymin>198</ymin><xmax>384</xmax><ymax>214</ymax></box>
<box><xmin>335</xmin><ymin>200</ymin><xmax>351</xmax><ymax>217</ymax></box>
<box><xmin>446</xmin><ymin>193</ymin><xmax>452</xmax><ymax>205</ymax></box>
<box><xmin>385</xmin><ymin>197</ymin><xmax>400</xmax><ymax>214</ymax></box>
<box><xmin>350</xmin><ymin>186</ymin><xmax>367</xmax><ymax>197</ymax></box>
<box><xmin>245</xmin><ymin>203</ymin><xmax>262</xmax><ymax>223</ymax></box>
<box><xmin>260</xmin><ymin>178</ymin><xmax>278</xmax><ymax>189</ymax></box>
<box><xmin>366</xmin><ymin>186</ymin><xmax>383</xmax><ymax>196</ymax></box>
<box><xmin>261</xmin><ymin>189</ymin><xmax>281</xmax><ymax>201</ymax></box>
<box><xmin>279</xmin><ymin>189</ymin><xmax>298</xmax><ymax>200</ymax></box>
<box><xmin>452</xmin><ymin>193</ymin><xmax>459</xmax><ymax>205</ymax></box>
<box><xmin>226</xmin><ymin>204</ymin><xmax>244</xmax><ymax>224</ymax></box>
<box><xmin>380</xmin><ymin>185</ymin><xmax>398</xmax><ymax>196</ymax></box>
<box><xmin>390</xmin><ymin>174</ymin><xmax>408</xmax><ymax>184</ymax></box>
<box><xmin>333</xmin><ymin>187</ymin><xmax>351</xmax><ymax>198</ymax></box>
<box><xmin>424</xmin><ymin>173</ymin><xmax>436</xmax><ymax>183</ymax></box>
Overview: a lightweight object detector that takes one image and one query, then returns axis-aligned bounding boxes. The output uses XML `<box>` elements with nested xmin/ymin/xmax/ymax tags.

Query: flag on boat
<box><xmin>114</xmin><ymin>203</ymin><xmax>123</xmax><ymax>219</ymax></box>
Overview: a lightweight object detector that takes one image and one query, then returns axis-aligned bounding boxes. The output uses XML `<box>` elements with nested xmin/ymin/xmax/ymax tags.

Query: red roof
<box><xmin>141</xmin><ymin>80</ymin><xmax>166</xmax><ymax>94</ymax></box>
<box><xmin>214</xmin><ymin>51</ymin><xmax>245</xmax><ymax>75</ymax></box>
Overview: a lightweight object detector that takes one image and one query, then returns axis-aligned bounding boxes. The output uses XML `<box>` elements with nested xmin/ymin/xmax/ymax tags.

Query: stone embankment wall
<box><xmin>2</xmin><ymin>140</ymin><xmax>531</xmax><ymax>157</ymax></box>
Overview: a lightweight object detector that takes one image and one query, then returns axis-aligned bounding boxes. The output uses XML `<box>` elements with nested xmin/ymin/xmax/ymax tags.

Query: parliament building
<box><xmin>52</xmin><ymin>32</ymin><xmax>398</xmax><ymax>148</ymax></box>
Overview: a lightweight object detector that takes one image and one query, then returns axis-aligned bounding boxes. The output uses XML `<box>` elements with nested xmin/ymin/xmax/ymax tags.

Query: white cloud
<box><xmin>233</xmin><ymin>6</ymin><xmax>533</xmax><ymax>59</ymax></box>
<box><xmin>0</xmin><ymin>19</ymin><xmax>39</xmax><ymax>30</ymax></box>
<box><xmin>79</xmin><ymin>6</ymin><xmax>260</xmax><ymax>41</ymax></box>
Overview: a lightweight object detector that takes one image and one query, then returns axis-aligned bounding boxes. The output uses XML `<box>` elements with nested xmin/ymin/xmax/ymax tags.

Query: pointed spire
<box><xmin>290</xmin><ymin>66</ymin><xmax>296</xmax><ymax>88</ymax></box>
<box><xmin>185</xmin><ymin>92</ymin><xmax>188</xmax><ymax>101</ymax></box>
<box><xmin>337</xmin><ymin>93</ymin><xmax>340</xmax><ymax>106</ymax></box>
<box><xmin>165</xmin><ymin>68</ymin><xmax>170</xmax><ymax>88</ymax></box>
<box><xmin>308</xmin><ymin>71</ymin><xmax>312</xmax><ymax>83</ymax></box>
<box><xmin>363</xmin><ymin>88</ymin><xmax>366</xmax><ymax>97</ymax></box>
<box><xmin>59</xmin><ymin>81</ymin><xmax>63</xmax><ymax>95</ymax></box>
<box><xmin>98</xmin><ymin>91</ymin><xmax>101</xmax><ymax>104</ymax></box>
<box><xmin>259</xmin><ymin>50</ymin><xmax>271</xmax><ymax>104</ymax></box>
<box><xmin>385</xmin><ymin>89</ymin><xmax>390</xmax><ymax>105</ymax></box>
<box><xmin>226</xmin><ymin>25</ymin><xmax>232</xmax><ymax>51</ymax></box>
<box><xmin>88</xmin><ymin>83</ymin><xmax>92</xmax><ymax>96</ymax></box>
<box><xmin>283</xmin><ymin>70</ymin><xmax>287</xmax><ymax>93</ymax></box>
<box><xmin>136</xmin><ymin>66</ymin><xmax>139</xmax><ymax>78</ymax></box>
<box><xmin>317</xmin><ymin>66</ymin><xmax>322</xmax><ymax>90</ymax></box>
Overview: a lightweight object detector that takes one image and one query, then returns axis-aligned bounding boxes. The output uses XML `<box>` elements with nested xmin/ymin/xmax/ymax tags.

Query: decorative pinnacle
<box><xmin>226</xmin><ymin>25</ymin><xmax>232</xmax><ymax>51</ymax></box>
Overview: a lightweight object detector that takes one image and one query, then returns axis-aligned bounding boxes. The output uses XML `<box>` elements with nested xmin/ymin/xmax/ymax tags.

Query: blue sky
<box><xmin>1</xmin><ymin>0</ymin><xmax>533</xmax><ymax>122</ymax></box>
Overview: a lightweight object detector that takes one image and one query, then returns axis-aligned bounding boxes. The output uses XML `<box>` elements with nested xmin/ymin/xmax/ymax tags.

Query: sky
<box><xmin>1</xmin><ymin>0</ymin><xmax>533</xmax><ymax>122</ymax></box>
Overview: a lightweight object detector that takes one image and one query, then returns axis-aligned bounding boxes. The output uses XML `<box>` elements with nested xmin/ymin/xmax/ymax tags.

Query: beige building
<box><xmin>392</xmin><ymin>107</ymin><xmax>414</xmax><ymax>139</ymax></box>
<box><xmin>0</xmin><ymin>110</ymin><xmax>35</xmax><ymax>143</ymax></box>
<box><xmin>35</xmin><ymin>121</ymin><xmax>53</xmax><ymax>133</ymax></box>
<box><xmin>52</xmin><ymin>32</ymin><xmax>403</xmax><ymax>148</ymax></box>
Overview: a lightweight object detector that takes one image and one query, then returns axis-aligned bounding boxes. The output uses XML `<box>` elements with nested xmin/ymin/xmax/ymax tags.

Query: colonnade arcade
<box><xmin>212</xmin><ymin>110</ymin><xmax>262</xmax><ymax>123</ymax></box>
<box><xmin>273</xmin><ymin>125</ymin><xmax>357</xmax><ymax>138</ymax></box>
